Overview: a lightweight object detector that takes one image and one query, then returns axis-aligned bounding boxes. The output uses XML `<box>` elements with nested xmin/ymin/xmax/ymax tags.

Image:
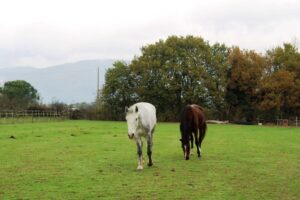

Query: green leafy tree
<box><xmin>101</xmin><ymin>61</ymin><xmax>136</xmax><ymax>120</ymax></box>
<box><xmin>0</xmin><ymin>80</ymin><xmax>39</xmax><ymax>110</ymax></box>
<box><xmin>266</xmin><ymin>43</ymin><xmax>300</xmax><ymax>76</ymax></box>
<box><xmin>205</xmin><ymin>43</ymin><xmax>230</xmax><ymax>119</ymax></box>
<box><xmin>101</xmin><ymin>36</ymin><xmax>231</xmax><ymax>121</ymax></box>
<box><xmin>130</xmin><ymin>35</ymin><xmax>212</xmax><ymax>120</ymax></box>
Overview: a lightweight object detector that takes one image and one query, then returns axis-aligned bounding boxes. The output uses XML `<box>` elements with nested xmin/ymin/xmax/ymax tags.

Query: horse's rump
<box><xmin>191</xmin><ymin>104</ymin><xmax>205</xmax><ymax>112</ymax></box>
<box><xmin>179</xmin><ymin>104</ymin><xmax>207</xmax><ymax>160</ymax></box>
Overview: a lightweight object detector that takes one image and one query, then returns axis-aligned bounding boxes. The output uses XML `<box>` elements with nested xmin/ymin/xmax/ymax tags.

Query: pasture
<box><xmin>0</xmin><ymin>121</ymin><xmax>299</xmax><ymax>200</ymax></box>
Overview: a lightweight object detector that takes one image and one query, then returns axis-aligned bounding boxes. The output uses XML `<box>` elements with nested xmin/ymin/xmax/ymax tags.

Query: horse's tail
<box><xmin>200</xmin><ymin>121</ymin><xmax>207</xmax><ymax>144</ymax></box>
<box><xmin>180</xmin><ymin>105</ymin><xmax>193</xmax><ymax>143</ymax></box>
<box><xmin>203</xmin><ymin>122</ymin><xmax>207</xmax><ymax>139</ymax></box>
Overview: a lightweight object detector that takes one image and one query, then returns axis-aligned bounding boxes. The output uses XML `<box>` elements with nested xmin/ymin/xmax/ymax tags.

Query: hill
<box><xmin>0</xmin><ymin>60</ymin><xmax>116</xmax><ymax>103</ymax></box>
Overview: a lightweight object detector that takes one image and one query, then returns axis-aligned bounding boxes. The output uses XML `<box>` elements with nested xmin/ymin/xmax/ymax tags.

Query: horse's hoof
<box><xmin>137</xmin><ymin>166</ymin><xmax>143</xmax><ymax>170</ymax></box>
<box><xmin>147</xmin><ymin>163</ymin><xmax>153</xmax><ymax>167</ymax></box>
<box><xmin>185</xmin><ymin>157</ymin><xmax>189</xmax><ymax>160</ymax></box>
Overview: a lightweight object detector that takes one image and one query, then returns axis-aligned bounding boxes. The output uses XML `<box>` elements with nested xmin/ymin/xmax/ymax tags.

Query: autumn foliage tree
<box><xmin>226</xmin><ymin>47</ymin><xmax>268</xmax><ymax>122</ymax></box>
<box><xmin>258</xmin><ymin>44</ymin><xmax>300</xmax><ymax>118</ymax></box>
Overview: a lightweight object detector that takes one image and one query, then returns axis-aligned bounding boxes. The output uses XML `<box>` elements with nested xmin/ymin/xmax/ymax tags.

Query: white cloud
<box><xmin>0</xmin><ymin>0</ymin><xmax>299</xmax><ymax>67</ymax></box>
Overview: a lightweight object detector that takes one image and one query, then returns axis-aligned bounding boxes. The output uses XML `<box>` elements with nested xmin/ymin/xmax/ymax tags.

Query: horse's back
<box><xmin>136</xmin><ymin>102</ymin><xmax>156</xmax><ymax>118</ymax></box>
<box><xmin>136</xmin><ymin>102</ymin><xmax>156</xmax><ymax>112</ymax></box>
<box><xmin>136</xmin><ymin>102</ymin><xmax>157</xmax><ymax>129</ymax></box>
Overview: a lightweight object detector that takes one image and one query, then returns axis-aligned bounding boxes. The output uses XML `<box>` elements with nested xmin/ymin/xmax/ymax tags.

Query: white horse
<box><xmin>125</xmin><ymin>102</ymin><xmax>157</xmax><ymax>170</ymax></box>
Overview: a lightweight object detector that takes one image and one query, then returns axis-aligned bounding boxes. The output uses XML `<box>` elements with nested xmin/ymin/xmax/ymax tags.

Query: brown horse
<box><xmin>180</xmin><ymin>104</ymin><xmax>207</xmax><ymax>160</ymax></box>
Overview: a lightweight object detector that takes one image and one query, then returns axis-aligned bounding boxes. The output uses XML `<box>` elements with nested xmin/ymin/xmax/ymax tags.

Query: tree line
<box><xmin>0</xmin><ymin>80</ymin><xmax>101</xmax><ymax>120</ymax></box>
<box><xmin>99</xmin><ymin>35</ymin><xmax>300</xmax><ymax>122</ymax></box>
<box><xmin>1</xmin><ymin>35</ymin><xmax>299</xmax><ymax>122</ymax></box>
<box><xmin>0</xmin><ymin>80</ymin><xmax>70</xmax><ymax>115</ymax></box>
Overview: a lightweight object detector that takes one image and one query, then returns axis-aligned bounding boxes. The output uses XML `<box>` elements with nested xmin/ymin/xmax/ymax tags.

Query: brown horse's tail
<box><xmin>203</xmin><ymin>122</ymin><xmax>207</xmax><ymax>139</ymax></box>
<box><xmin>200</xmin><ymin>121</ymin><xmax>207</xmax><ymax>145</ymax></box>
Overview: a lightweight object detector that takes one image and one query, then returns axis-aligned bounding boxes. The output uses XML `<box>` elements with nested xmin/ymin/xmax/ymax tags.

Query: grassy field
<box><xmin>0</xmin><ymin>121</ymin><xmax>299</xmax><ymax>200</ymax></box>
<box><xmin>0</xmin><ymin>117</ymin><xmax>66</xmax><ymax>124</ymax></box>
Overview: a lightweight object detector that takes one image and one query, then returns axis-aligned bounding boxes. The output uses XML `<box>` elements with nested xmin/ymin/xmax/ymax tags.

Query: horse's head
<box><xmin>125</xmin><ymin>105</ymin><xmax>139</xmax><ymax>139</ymax></box>
<box><xmin>180</xmin><ymin>137</ymin><xmax>190</xmax><ymax>160</ymax></box>
<box><xmin>180</xmin><ymin>139</ymin><xmax>190</xmax><ymax>160</ymax></box>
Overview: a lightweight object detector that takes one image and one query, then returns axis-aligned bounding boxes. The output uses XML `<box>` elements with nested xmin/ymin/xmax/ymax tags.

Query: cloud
<box><xmin>0</xmin><ymin>0</ymin><xmax>299</xmax><ymax>68</ymax></box>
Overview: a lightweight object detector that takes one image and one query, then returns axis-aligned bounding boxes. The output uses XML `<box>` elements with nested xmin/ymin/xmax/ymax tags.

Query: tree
<box><xmin>100</xmin><ymin>36</ymin><xmax>299</xmax><ymax>122</ymax></box>
<box><xmin>266</xmin><ymin>43</ymin><xmax>300</xmax><ymax>77</ymax></box>
<box><xmin>226</xmin><ymin>47</ymin><xmax>268</xmax><ymax>122</ymax></box>
<box><xmin>101</xmin><ymin>61</ymin><xmax>136</xmax><ymax>120</ymax></box>
<box><xmin>205</xmin><ymin>43</ymin><xmax>230</xmax><ymax>119</ymax></box>
<box><xmin>0</xmin><ymin>80</ymin><xmax>39</xmax><ymax>110</ymax></box>
<box><xmin>258</xmin><ymin>70</ymin><xmax>300</xmax><ymax>118</ymax></box>
<box><xmin>259</xmin><ymin>43</ymin><xmax>300</xmax><ymax>118</ymax></box>
<box><xmin>130</xmin><ymin>35</ymin><xmax>212</xmax><ymax>120</ymax></box>
<box><xmin>101</xmin><ymin>36</ymin><xmax>231</xmax><ymax>121</ymax></box>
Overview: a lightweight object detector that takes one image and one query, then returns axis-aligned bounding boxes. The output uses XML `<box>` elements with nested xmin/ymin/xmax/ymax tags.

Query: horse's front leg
<box><xmin>147</xmin><ymin>134</ymin><xmax>153</xmax><ymax>167</ymax></box>
<box><xmin>136</xmin><ymin>138</ymin><xmax>143</xmax><ymax>170</ymax></box>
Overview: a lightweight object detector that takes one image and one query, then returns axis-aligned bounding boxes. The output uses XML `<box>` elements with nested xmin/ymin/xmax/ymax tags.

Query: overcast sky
<box><xmin>0</xmin><ymin>0</ymin><xmax>299</xmax><ymax>68</ymax></box>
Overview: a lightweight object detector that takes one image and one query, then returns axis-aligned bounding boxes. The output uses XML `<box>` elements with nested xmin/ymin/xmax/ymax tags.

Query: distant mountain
<box><xmin>0</xmin><ymin>59</ymin><xmax>117</xmax><ymax>103</ymax></box>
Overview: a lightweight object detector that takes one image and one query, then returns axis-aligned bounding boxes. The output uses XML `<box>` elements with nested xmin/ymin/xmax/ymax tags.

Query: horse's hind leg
<box><xmin>147</xmin><ymin>133</ymin><xmax>153</xmax><ymax>167</ymax></box>
<box><xmin>199</xmin><ymin>125</ymin><xmax>206</xmax><ymax>155</ymax></box>
<box><xmin>190</xmin><ymin>133</ymin><xmax>194</xmax><ymax>149</ymax></box>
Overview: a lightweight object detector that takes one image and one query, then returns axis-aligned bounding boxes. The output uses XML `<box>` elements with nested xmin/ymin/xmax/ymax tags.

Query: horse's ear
<box><xmin>135</xmin><ymin>106</ymin><xmax>138</xmax><ymax>113</ymax></box>
<box><xmin>125</xmin><ymin>106</ymin><xmax>128</xmax><ymax>113</ymax></box>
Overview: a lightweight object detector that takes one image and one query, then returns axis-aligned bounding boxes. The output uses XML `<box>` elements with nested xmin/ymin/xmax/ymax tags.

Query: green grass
<box><xmin>0</xmin><ymin>121</ymin><xmax>299</xmax><ymax>200</ymax></box>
